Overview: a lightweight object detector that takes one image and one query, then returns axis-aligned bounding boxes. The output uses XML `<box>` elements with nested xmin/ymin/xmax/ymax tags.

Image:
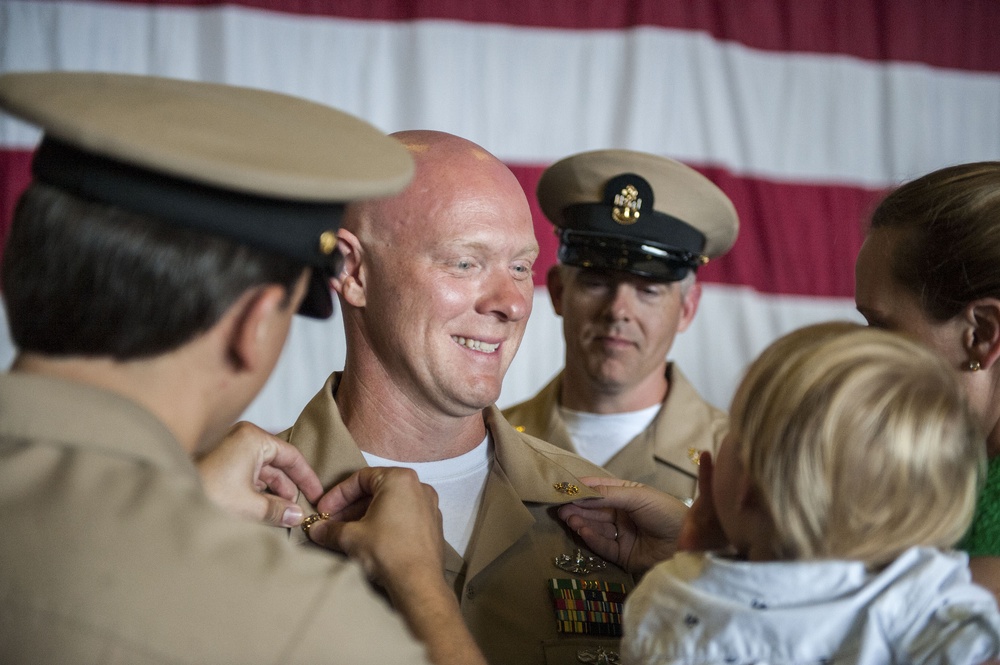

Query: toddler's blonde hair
<box><xmin>729</xmin><ymin>322</ymin><xmax>983</xmax><ymax>566</ymax></box>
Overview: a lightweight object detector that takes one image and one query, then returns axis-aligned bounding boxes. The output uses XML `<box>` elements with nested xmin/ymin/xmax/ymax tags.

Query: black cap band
<box><xmin>555</xmin><ymin>171</ymin><xmax>708</xmax><ymax>281</ymax></box>
<box><xmin>33</xmin><ymin>138</ymin><xmax>344</xmax><ymax>267</ymax></box>
<box><xmin>32</xmin><ymin>138</ymin><xmax>343</xmax><ymax>318</ymax></box>
<box><xmin>558</xmin><ymin>229</ymin><xmax>703</xmax><ymax>282</ymax></box>
<box><xmin>562</xmin><ymin>203</ymin><xmax>707</xmax><ymax>256</ymax></box>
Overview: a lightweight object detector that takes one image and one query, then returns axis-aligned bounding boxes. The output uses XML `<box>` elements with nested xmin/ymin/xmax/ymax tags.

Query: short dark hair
<box><xmin>2</xmin><ymin>183</ymin><xmax>305</xmax><ymax>359</ymax></box>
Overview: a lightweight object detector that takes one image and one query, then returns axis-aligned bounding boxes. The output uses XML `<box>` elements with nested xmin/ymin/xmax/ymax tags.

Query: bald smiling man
<box><xmin>280</xmin><ymin>131</ymin><xmax>636</xmax><ymax>665</ymax></box>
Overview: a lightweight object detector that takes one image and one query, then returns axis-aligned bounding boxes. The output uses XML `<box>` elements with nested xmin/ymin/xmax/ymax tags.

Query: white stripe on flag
<box><xmin>2</xmin><ymin>1</ymin><xmax>999</xmax><ymax>187</ymax></box>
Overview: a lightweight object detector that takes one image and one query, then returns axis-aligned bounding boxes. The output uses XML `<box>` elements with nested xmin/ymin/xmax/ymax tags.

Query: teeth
<box><xmin>452</xmin><ymin>336</ymin><xmax>500</xmax><ymax>354</ymax></box>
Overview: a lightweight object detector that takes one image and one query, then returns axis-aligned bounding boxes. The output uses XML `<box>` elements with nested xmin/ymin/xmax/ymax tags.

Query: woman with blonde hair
<box><xmin>623</xmin><ymin>322</ymin><xmax>998</xmax><ymax>664</ymax></box>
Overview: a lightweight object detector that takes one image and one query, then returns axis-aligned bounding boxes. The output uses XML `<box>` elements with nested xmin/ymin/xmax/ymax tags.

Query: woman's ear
<box><xmin>331</xmin><ymin>228</ymin><xmax>366</xmax><ymax>308</ymax></box>
<box><xmin>965</xmin><ymin>298</ymin><xmax>1000</xmax><ymax>370</ymax></box>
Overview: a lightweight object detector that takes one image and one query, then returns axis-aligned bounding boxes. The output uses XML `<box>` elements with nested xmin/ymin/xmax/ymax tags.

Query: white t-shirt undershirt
<box><xmin>558</xmin><ymin>403</ymin><xmax>661</xmax><ymax>467</ymax></box>
<box><xmin>361</xmin><ymin>435</ymin><xmax>492</xmax><ymax>558</ymax></box>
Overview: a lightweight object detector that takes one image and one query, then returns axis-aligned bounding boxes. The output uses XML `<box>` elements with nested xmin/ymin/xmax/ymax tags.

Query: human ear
<box><xmin>227</xmin><ymin>284</ymin><xmax>288</xmax><ymax>372</ymax></box>
<box><xmin>965</xmin><ymin>298</ymin><xmax>1000</xmax><ymax>370</ymax></box>
<box><xmin>546</xmin><ymin>265</ymin><xmax>565</xmax><ymax>316</ymax></box>
<box><xmin>676</xmin><ymin>280</ymin><xmax>702</xmax><ymax>333</ymax></box>
<box><xmin>331</xmin><ymin>228</ymin><xmax>366</xmax><ymax>308</ymax></box>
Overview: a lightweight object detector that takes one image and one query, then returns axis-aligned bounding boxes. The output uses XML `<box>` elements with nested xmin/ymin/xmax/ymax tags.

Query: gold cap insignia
<box><xmin>318</xmin><ymin>230</ymin><xmax>338</xmax><ymax>255</ymax></box>
<box><xmin>554</xmin><ymin>482</ymin><xmax>580</xmax><ymax>496</ymax></box>
<box><xmin>611</xmin><ymin>184</ymin><xmax>641</xmax><ymax>225</ymax></box>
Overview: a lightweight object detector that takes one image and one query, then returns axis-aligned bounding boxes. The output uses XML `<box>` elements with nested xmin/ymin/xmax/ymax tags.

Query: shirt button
<box><xmin>466</xmin><ymin>585</ymin><xmax>476</xmax><ymax>600</ymax></box>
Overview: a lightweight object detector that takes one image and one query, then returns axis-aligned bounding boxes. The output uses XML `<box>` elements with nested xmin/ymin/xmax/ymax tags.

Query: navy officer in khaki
<box><xmin>0</xmin><ymin>72</ymin><xmax>486</xmax><ymax>665</ymax></box>
<box><xmin>281</xmin><ymin>130</ymin><xmax>640</xmax><ymax>665</ymax></box>
<box><xmin>504</xmin><ymin>150</ymin><xmax>738</xmax><ymax>504</ymax></box>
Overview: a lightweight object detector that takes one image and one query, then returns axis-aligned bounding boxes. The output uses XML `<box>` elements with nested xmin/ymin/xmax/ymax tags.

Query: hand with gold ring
<box><xmin>197</xmin><ymin>421</ymin><xmax>323</xmax><ymax>528</ymax></box>
<box><xmin>558</xmin><ymin>476</ymin><xmax>688</xmax><ymax>575</ymax></box>
<box><xmin>303</xmin><ymin>467</ymin><xmax>446</xmax><ymax>588</ymax></box>
<box><xmin>305</xmin><ymin>467</ymin><xmax>488</xmax><ymax>665</ymax></box>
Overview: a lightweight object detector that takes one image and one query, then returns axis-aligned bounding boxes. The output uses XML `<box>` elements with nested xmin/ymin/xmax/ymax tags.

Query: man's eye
<box><xmin>456</xmin><ymin>260</ymin><xmax>472</xmax><ymax>269</ymax></box>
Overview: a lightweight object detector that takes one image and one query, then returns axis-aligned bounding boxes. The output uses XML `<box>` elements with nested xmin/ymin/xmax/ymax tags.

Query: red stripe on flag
<box><xmin>0</xmin><ymin>149</ymin><xmax>32</xmax><ymax>258</ymax></box>
<box><xmin>0</xmin><ymin>148</ymin><xmax>881</xmax><ymax>299</ymax></box>
<box><xmin>103</xmin><ymin>0</ymin><xmax>1000</xmax><ymax>73</ymax></box>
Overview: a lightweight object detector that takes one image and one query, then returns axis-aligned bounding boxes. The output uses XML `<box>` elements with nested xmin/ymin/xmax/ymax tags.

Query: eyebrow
<box><xmin>440</xmin><ymin>239</ymin><xmax>539</xmax><ymax>257</ymax></box>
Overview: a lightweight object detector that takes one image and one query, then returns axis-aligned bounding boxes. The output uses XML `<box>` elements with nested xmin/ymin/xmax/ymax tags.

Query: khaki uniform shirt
<box><xmin>0</xmin><ymin>373</ymin><xmax>428</xmax><ymax>665</ymax></box>
<box><xmin>503</xmin><ymin>364</ymin><xmax>727</xmax><ymax>503</ymax></box>
<box><xmin>283</xmin><ymin>373</ymin><xmax>636</xmax><ymax>665</ymax></box>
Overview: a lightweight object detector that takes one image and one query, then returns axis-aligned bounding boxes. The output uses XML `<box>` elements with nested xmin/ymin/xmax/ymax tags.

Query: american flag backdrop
<box><xmin>2</xmin><ymin>1</ymin><xmax>999</xmax><ymax>432</ymax></box>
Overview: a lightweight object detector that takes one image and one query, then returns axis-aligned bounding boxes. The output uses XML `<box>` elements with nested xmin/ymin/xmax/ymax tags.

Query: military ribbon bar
<box><xmin>549</xmin><ymin>578</ymin><xmax>626</xmax><ymax>637</ymax></box>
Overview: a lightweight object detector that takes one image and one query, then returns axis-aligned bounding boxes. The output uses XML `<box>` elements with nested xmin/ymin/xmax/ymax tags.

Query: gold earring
<box><xmin>967</xmin><ymin>359</ymin><xmax>982</xmax><ymax>372</ymax></box>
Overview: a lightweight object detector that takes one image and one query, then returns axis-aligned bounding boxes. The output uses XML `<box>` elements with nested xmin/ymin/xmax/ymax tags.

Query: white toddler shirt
<box><xmin>624</xmin><ymin>547</ymin><xmax>1000</xmax><ymax>665</ymax></box>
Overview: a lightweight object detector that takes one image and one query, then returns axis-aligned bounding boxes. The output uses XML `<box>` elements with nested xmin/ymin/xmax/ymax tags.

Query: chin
<box><xmin>461</xmin><ymin>384</ymin><xmax>502</xmax><ymax>411</ymax></box>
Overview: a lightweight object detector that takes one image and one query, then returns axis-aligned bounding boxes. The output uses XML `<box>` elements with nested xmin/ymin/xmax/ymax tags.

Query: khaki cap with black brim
<box><xmin>0</xmin><ymin>71</ymin><xmax>414</xmax><ymax>318</ymax></box>
<box><xmin>537</xmin><ymin>149</ymin><xmax>738</xmax><ymax>282</ymax></box>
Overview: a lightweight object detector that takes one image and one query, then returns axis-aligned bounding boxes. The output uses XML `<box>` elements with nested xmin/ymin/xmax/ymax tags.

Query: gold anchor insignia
<box><xmin>318</xmin><ymin>230</ymin><xmax>337</xmax><ymax>255</ymax></box>
<box><xmin>554</xmin><ymin>482</ymin><xmax>579</xmax><ymax>496</ymax></box>
<box><xmin>554</xmin><ymin>549</ymin><xmax>608</xmax><ymax>575</ymax></box>
<box><xmin>687</xmin><ymin>447</ymin><xmax>703</xmax><ymax>465</ymax></box>
<box><xmin>577</xmin><ymin>647</ymin><xmax>620</xmax><ymax>664</ymax></box>
<box><xmin>611</xmin><ymin>184</ymin><xmax>641</xmax><ymax>225</ymax></box>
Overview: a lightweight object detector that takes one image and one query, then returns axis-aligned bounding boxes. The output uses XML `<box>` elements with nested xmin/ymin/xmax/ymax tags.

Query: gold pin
<box><xmin>318</xmin><ymin>230</ymin><xmax>337</xmax><ymax>255</ymax></box>
<box><xmin>515</xmin><ymin>425</ymin><xmax>525</xmax><ymax>433</ymax></box>
<box><xmin>611</xmin><ymin>184</ymin><xmax>641</xmax><ymax>225</ymax></box>
<box><xmin>554</xmin><ymin>482</ymin><xmax>580</xmax><ymax>496</ymax></box>
<box><xmin>687</xmin><ymin>448</ymin><xmax>702</xmax><ymax>465</ymax></box>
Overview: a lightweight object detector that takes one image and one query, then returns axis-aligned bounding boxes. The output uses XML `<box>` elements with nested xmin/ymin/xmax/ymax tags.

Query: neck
<box><xmin>336</xmin><ymin>364</ymin><xmax>488</xmax><ymax>463</ymax></box>
<box><xmin>987</xmin><ymin>421</ymin><xmax>1000</xmax><ymax>459</ymax></box>
<box><xmin>559</xmin><ymin>362</ymin><xmax>669</xmax><ymax>413</ymax></box>
<box><xmin>13</xmin><ymin>350</ymin><xmax>224</xmax><ymax>455</ymax></box>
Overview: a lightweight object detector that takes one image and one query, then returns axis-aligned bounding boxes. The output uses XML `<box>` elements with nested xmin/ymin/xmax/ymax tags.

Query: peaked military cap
<box><xmin>0</xmin><ymin>71</ymin><xmax>414</xmax><ymax>318</ymax></box>
<box><xmin>537</xmin><ymin>149</ymin><xmax>738</xmax><ymax>282</ymax></box>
